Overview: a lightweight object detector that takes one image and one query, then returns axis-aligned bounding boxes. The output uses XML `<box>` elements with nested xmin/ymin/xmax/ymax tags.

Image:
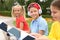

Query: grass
<box><xmin>47</xmin><ymin>21</ymin><xmax>53</xmax><ymax>34</ymax></box>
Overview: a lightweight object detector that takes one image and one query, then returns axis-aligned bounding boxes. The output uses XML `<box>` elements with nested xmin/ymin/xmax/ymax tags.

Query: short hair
<box><xmin>27</xmin><ymin>2</ymin><xmax>41</xmax><ymax>11</ymax></box>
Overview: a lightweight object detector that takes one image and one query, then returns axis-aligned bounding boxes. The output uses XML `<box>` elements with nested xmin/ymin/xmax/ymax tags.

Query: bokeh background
<box><xmin>0</xmin><ymin>0</ymin><xmax>53</xmax><ymax>34</ymax></box>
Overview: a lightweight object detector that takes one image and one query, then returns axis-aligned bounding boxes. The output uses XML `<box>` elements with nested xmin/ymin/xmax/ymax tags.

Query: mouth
<box><xmin>52</xmin><ymin>17</ymin><xmax>57</xmax><ymax>21</ymax></box>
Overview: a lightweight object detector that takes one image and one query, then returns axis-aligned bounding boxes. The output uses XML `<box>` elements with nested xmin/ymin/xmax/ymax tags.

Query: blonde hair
<box><xmin>11</xmin><ymin>4</ymin><xmax>24</xmax><ymax>18</ymax></box>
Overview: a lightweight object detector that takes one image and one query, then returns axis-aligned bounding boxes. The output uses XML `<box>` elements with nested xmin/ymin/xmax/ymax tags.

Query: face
<box><xmin>13</xmin><ymin>6</ymin><xmax>22</xmax><ymax>17</ymax></box>
<box><xmin>29</xmin><ymin>7</ymin><xmax>39</xmax><ymax>19</ymax></box>
<box><xmin>50</xmin><ymin>6</ymin><xmax>60</xmax><ymax>21</ymax></box>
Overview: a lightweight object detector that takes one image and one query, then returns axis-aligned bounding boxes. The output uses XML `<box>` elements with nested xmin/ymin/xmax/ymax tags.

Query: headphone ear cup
<box><xmin>39</xmin><ymin>9</ymin><xmax>42</xmax><ymax>14</ymax></box>
<box><xmin>28</xmin><ymin>11</ymin><xmax>30</xmax><ymax>16</ymax></box>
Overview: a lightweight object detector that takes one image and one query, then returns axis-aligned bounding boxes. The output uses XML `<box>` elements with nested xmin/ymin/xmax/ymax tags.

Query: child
<box><xmin>48</xmin><ymin>0</ymin><xmax>60</xmax><ymax>40</ymax></box>
<box><xmin>27</xmin><ymin>2</ymin><xmax>48</xmax><ymax>37</ymax></box>
<box><xmin>11</xmin><ymin>4</ymin><xmax>30</xmax><ymax>33</ymax></box>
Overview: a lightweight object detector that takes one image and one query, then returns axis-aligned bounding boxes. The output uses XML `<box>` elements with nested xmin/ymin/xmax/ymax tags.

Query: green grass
<box><xmin>27</xmin><ymin>20</ymin><xmax>31</xmax><ymax>26</ymax></box>
<box><xmin>13</xmin><ymin>21</ymin><xmax>16</xmax><ymax>26</ymax></box>
<box><xmin>0</xmin><ymin>11</ymin><xmax>11</xmax><ymax>17</ymax></box>
<box><xmin>47</xmin><ymin>21</ymin><xmax>53</xmax><ymax>34</ymax></box>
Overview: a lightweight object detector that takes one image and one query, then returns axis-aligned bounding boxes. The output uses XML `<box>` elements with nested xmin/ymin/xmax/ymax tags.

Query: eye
<box><xmin>34</xmin><ymin>10</ymin><xmax>37</xmax><ymax>12</ymax></box>
<box><xmin>13</xmin><ymin>10</ymin><xmax>15</xmax><ymax>12</ymax></box>
<box><xmin>17</xmin><ymin>10</ymin><xmax>20</xmax><ymax>11</ymax></box>
<box><xmin>53</xmin><ymin>11</ymin><xmax>56</xmax><ymax>13</ymax></box>
<box><xmin>51</xmin><ymin>10</ymin><xmax>57</xmax><ymax>14</ymax></box>
<box><xmin>30</xmin><ymin>11</ymin><xmax>33</xmax><ymax>13</ymax></box>
<box><xmin>53</xmin><ymin>11</ymin><xmax>57</xmax><ymax>14</ymax></box>
<box><xmin>13</xmin><ymin>9</ymin><xmax>17</xmax><ymax>12</ymax></box>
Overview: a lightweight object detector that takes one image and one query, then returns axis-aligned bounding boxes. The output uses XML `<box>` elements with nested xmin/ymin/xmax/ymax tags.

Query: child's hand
<box><xmin>35</xmin><ymin>35</ymin><xmax>49</xmax><ymax>40</ymax></box>
<box><xmin>30</xmin><ymin>33</ymin><xmax>42</xmax><ymax>38</ymax></box>
<box><xmin>30</xmin><ymin>33</ymin><xmax>49</xmax><ymax>40</ymax></box>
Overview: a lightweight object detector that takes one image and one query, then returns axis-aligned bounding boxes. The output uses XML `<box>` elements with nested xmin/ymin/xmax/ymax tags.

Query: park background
<box><xmin>0</xmin><ymin>0</ymin><xmax>53</xmax><ymax>34</ymax></box>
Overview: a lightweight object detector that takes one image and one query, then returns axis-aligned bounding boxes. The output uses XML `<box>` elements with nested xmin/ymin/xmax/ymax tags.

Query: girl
<box><xmin>48</xmin><ymin>0</ymin><xmax>60</xmax><ymax>40</ymax></box>
<box><xmin>27</xmin><ymin>2</ymin><xmax>48</xmax><ymax>37</ymax></box>
<box><xmin>11</xmin><ymin>4</ymin><xmax>30</xmax><ymax>33</ymax></box>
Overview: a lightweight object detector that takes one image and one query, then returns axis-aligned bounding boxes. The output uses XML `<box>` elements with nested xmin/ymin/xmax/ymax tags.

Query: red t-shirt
<box><xmin>16</xmin><ymin>16</ymin><xmax>29</xmax><ymax>31</ymax></box>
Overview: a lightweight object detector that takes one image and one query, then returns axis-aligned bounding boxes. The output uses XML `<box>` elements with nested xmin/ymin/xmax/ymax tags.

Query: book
<box><xmin>19</xmin><ymin>30</ymin><xmax>35</xmax><ymax>40</ymax></box>
<box><xmin>8</xmin><ymin>28</ymin><xmax>20</xmax><ymax>39</ymax></box>
<box><xmin>0</xmin><ymin>22</ymin><xmax>7</xmax><ymax>32</ymax></box>
<box><xmin>23</xmin><ymin>35</ymin><xmax>35</xmax><ymax>40</ymax></box>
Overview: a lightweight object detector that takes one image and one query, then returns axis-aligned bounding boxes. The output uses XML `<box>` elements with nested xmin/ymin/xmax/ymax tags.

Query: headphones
<box><xmin>28</xmin><ymin>2</ymin><xmax>42</xmax><ymax>16</ymax></box>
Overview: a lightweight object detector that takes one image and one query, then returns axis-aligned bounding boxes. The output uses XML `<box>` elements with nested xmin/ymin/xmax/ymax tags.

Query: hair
<box><xmin>27</xmin><ymin>2</ymin><xmax>42</xmax><ymax>16</ymax></box>
<box><xmin>28</xmin><ymin>2</ymin><xmax>41</xmax><ymax>11</ymax></box>
<box><xmin>51</xmin><ymin>0</ymin><xmax>60</xmax><ymax>10</ymax></box>
<box><xmin>11</xmin><ymin>4</ymin><xmax>24</xmax><ymax>17</ymax></box>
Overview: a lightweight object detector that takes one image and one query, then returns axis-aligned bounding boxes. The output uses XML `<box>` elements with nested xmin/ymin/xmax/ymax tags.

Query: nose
<box><xmin>32</xmin><ymin>12</ymin><xmax>36</xmax><ymax>14</ymax></box>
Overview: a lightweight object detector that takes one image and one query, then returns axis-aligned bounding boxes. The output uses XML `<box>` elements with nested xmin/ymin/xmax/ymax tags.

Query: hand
<box><xmin>30</xmin><ymin>33</ymin><xmax>42</xmax><ymax>38</ymax></box>
<box><xmin>35</xmin><ymin>35</ymin><xmax>49</xmax><ymax>40</ymax></box>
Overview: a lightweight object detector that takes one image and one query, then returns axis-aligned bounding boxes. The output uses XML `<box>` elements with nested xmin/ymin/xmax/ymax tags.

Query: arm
<box><xmin>20</xmin><ymin>21</ymin><xmax>30</xmax><ymax>33</ymax></box>
<box><xmin>39</xmin><ymin>30</ymin><xmax>45</xmax><ymax>35</ymax></box>
<box><xmin>38</xmin><ymin>20</ymin><xmax>48</xmax><ymax>36</ymax></box>
<box><xmin>19</xmin><ymin>22</ymin><xmax>24</xmax><ymax>30</ymax></box>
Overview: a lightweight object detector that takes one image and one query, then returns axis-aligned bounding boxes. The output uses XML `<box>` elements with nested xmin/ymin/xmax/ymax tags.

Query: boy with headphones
<box><xmin>27</xmin><ymin>2</ymin><xmax>48</xmax><ymax>38</ymax></box>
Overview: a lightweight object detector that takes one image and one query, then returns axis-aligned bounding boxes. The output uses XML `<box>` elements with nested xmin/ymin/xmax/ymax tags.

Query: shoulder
<box><xmin>52</xmin><ymin>21</ymin><xmax>59</xmax><ymax>26</ymax></box>
<box><xmin>37</xmin><ymin>16</ymin><xmax>47</xmax><ymax>24</ymax></box>
<box><xmin>50</xmin><ymin>21</ymin><xmax>59</xmax><ymax>30</ymax></box>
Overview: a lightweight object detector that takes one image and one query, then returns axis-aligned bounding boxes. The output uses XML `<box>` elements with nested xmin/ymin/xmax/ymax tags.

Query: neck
<box><xmin>34</xmin><ymin>15</ymin><xmax>40</xmax><ymax>20</ymax></box>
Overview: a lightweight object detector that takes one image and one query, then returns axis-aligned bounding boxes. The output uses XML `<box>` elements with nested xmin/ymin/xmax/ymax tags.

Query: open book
<box><xmin>8</xmin><ymin>27</ymin><xmax>35</xmax><ymax>40</ymax></box>
<box><xmin>8</xmin><ymin>27</ymin><xmax>20</xmax><ymax>39</ymax></box>
<box><xmin>23</xmin><ymin>35</ymin><xmax>35</xmax><ymax>40</ymax></box>
<box><xmin>0</xmin><ymin>22</ymin><xmax>35</xmax><ymax>40</ymax></box>
<box><xmin>19</xmin><ymin>30</ymin><xmax>35</xmax><ymax>40</ymax></box>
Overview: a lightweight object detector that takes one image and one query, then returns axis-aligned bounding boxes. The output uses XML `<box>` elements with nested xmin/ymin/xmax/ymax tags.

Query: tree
<box><xmin>17</xmin><ymin>0</ymin><xmax>25</xmax><ymax>6</ymax></box>
<box><xmin>25</xmin><ymin>0</ymin><xmax>53</xmax><ymax>17</ymax></box>
<box><xmin>0</xmin><ymin>0</ymin><xmax>25</xmax><ymax>11</ymax></box>
<box><xmin>0</xmin><ymin>0</ymin><xmax>5</xmax><ymax>11</ymax></box>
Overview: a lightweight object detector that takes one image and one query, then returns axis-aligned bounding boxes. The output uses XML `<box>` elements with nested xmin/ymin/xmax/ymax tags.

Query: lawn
<box><xmin>47</xmin><ymin>21</ymin><xmax>53</xmax><ymax>34</ymax></box>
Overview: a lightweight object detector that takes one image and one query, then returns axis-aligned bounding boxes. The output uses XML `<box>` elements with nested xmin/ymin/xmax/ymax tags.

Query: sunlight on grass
<box><xmin>47</xmin><ymin>21</ymin><xmax>53</xmax><ymax>34</ymax></box>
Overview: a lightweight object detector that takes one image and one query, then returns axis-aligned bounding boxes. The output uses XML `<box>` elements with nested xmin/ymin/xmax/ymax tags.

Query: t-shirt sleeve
<box><xmin>38</xmin><ymin>20</ymin><xmax>48</xmax><ymax>35</ymax></box>
<box><xmin>38</xmin><ymin>20</ymin><xmax>48</xmax><ymax>31</ymax></box>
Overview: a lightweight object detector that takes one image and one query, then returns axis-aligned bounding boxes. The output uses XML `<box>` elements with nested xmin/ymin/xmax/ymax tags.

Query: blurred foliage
<box><xmin>0</xmin><ymin>0</ymin><xmax>25</xmax><ymax>11</ymax></box>
<box><xmin>0</xmin><ymin>0</ymin><xmax>53</xmax><ymax>17</ymax></box>
<box><xmin>42</xmin><ymin>15</ymin><xmax>52</xmax><ymax>18</ymax></box>
<box><xmin>25</xmin><ymin>0</ymin><xmax>52</xmax><ymax>15</ymax></box>
<box><xmin>0</xmin><ymin>11</ymin><xmax>11</xmax><ymax>16</ymax></box>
